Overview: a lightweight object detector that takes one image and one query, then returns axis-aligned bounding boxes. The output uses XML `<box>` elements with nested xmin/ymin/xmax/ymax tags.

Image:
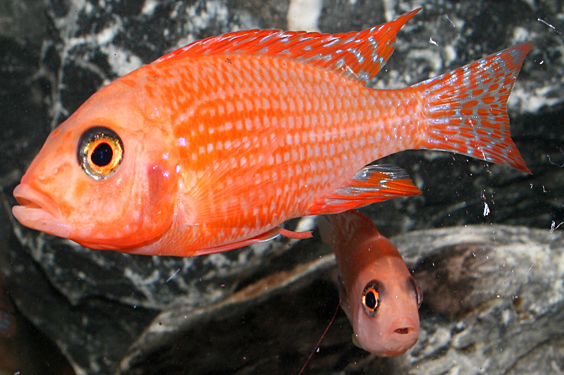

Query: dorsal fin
<box><xmin>156</xmin><ymin>9</ymin><xmax>420</xmax><ymax>83</ymax></box>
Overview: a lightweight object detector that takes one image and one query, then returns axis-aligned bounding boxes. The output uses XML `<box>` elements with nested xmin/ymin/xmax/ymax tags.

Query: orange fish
<box><xmin>317</xmin><ymin>211</ymin><xmax>423</xmax><ymax>357</ymax></box>
<box><xmin>318</xmin><ymin>210</ymin><xmax>422</xmax><ymax>356</ymax></box>
<box><xmin>12</xmin><ymin>9</ymin><xmax>531</xmax><ymax>256</ymax></box>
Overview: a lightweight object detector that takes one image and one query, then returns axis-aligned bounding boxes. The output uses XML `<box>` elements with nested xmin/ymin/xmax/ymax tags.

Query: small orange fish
<box><xmin>12</xmin><ymin>9</ymin><xmax>531</xmax><ymax>256</ymax></box>
<box><xmin>318</xmin><ymin>210</ymin><xmax>422</xmax><ymax>356</ymax></box>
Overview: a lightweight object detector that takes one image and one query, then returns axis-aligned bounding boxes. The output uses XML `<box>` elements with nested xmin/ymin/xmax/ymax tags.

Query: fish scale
<box><xmin>12</xmin><ymin>9</ymin><xmax>532</xmax><ymax>256</ymax></box>
<box><xmin>168</xmin><ymin>58</ymin><xmax>411</xmax><ymax>192</ymax></box>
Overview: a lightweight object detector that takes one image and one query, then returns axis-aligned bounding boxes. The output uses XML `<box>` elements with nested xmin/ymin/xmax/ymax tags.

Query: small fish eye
<box><xmin>410</xmin><ymin>277</ymin><xmax>423</xmax><ymax>309</ymax></box>
<box><xmin>78</xmin><ymin>126</ymin><xmax>123</xmax><ymax>180</ymax></box>
<box><xmin>362</xmin><ymin>281</ymin><xmax>380</xmax><ymax>317</ymax></box>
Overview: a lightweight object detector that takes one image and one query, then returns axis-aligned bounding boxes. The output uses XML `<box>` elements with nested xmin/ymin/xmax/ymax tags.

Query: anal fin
<box><xmin>306</xmin><ymin>164</ymin><xmax>421</xmax><ymax>215</ymax></box>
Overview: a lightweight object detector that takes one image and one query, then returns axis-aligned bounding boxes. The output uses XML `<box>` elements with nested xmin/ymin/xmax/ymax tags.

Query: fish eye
<box><xmin>362</xmin><ymin>281</ymin><xmax>380</xmax><ymax>317</ymax></box>
<box><xmin>410</xmin><ymin>277</ymin><xmax>423</xmax><ymax>308</ymax></box>
<box><xmin>78</xmin><ymin>127</ymin><xmax>124</xmax><ymax>180</ymax></box>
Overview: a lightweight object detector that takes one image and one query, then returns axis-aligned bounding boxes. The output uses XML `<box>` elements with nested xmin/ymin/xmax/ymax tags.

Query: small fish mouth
<box><xmin>12</xmin><ymin>184</ymin><xmax>71</xmax><ymax>238</ymax></box>
<box><xmin>389</xmin><ymin>321</ymin><xmax>419</xmax><ymax>340</ymax></box>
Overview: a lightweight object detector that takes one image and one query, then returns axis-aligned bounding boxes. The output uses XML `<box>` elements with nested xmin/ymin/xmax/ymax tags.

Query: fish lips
<box><xmin>379</xmin><ymin>319</ymin><xmax>420</xmax><ymax>356</ymax></box>
<box><xmin>12</xmin><ymin>184</ymin><xmax>71</xmax><ymax>238</ymax></box>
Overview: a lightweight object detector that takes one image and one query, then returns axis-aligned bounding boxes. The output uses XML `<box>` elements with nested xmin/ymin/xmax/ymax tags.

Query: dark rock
<box><xmin>0</xmin><ymin>0</ymin><xmax>563</xmax><ymax>374</ymax></box>
<box><xmin>0</xmin><ymin>275</ymin><xmax>75</xmax><ymax>375</ymax></box>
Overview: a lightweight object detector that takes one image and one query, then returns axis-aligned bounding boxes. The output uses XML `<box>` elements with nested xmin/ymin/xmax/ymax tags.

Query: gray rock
<box><xmin>397</xmin><ymin>225</ymin><xmax>564</xmax><ymax>375</ymax></box>
<box><xmin>115</xmin><ymin>225</ymin><xmax>564</xmax><ymax>375</ymax></box>
<box><xmin>0</xmin><ymin>0</ymin><xmax>563</xmax><ymax>374</ymax></box>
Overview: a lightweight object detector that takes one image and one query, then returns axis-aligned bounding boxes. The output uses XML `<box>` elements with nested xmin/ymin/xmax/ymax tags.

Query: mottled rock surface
<box><xmin>0</xmin><ymin>0</ymin><xmax>563</xmax><ymax>374</ymax></box>
<box><xmin>116</xmin><ymin>225</ymin><xmax>564</xmax><ymax>375</ymax></box>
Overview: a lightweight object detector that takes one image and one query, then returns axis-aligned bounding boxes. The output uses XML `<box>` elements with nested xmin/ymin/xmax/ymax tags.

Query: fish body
<box><xmin>13</xmin><ymin>9</ymin><xmax>531</xmax><ymax>256</ymax></box>
<box><xmin>318</xmin><ymin>210</ymin><xmax>421</xmax><ymax>356</ymax></box>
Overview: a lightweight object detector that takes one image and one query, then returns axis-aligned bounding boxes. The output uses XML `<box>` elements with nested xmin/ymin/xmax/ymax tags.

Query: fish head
<box><xmin>349</xmin><ymin>239</ymin><xmax>422</xmax><ymax>356</ymax></box>
<box><xmin>12</xmin><ymin>77</ymin><xmax>179</xmax><ymax>251</ymax></box>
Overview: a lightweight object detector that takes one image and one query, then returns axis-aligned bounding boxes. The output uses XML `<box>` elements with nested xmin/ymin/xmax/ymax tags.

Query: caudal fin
<box><xmin>416</xmin><ymin>43</ymin><xmax>532</xmax><ymax>173</ymax></box>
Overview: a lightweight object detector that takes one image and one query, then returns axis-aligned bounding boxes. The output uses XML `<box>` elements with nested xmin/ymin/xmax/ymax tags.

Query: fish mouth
<box><xmin>12</xmin><ymin>184</ymin><xmax>71</xmax><ymax>238</ymax></box>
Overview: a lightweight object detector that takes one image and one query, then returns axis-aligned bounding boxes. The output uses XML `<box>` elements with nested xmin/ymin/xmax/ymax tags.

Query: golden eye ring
<box><xmin>410</xmin><ymin>277</ymin><xmax>423</xmax><ymax>308</ymax></box>
<box><xmin>362</xmin><ymin>281</ymin><xmax>380</xmax><ymax>317</ymax></box>
<box><xmin>78</xmin><ymin>127</ymin><xmax>124</xmax><ymax>180</ymax></box>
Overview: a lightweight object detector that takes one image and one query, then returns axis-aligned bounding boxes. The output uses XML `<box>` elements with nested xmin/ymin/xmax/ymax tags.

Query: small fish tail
<box><xmin>416</xmin><ymin>43</ymin><xmax>532</xmax><ymax>173</ymax></box>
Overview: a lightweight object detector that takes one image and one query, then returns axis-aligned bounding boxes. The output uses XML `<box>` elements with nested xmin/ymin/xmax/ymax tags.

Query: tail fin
<box><xmin>416</xmin><ymin>43</ymin><xmax>532</xmax><ymax>173</ymax></box>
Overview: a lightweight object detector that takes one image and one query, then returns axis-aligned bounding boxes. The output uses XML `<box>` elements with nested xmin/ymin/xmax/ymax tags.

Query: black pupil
<box><xmin>365</xmin><ymin>291</ymin><xmax>376</xmax><ymax>309</ymax></box>
<box><xmin>91</xmin><ymin>142</ymin><xmax>113</xmax><ymax>167</ymax></box>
